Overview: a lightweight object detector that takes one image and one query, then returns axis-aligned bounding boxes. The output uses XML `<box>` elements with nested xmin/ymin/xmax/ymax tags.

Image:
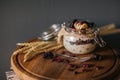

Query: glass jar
<box><xmin>61</xmin><ymin>20</ymin><xmax>106</xmax><ymax>54</ymax></box>
<box><xmin>63</xmin><ymin>28</ymin><xmax>96</xmax><ymax>54</ymax></box>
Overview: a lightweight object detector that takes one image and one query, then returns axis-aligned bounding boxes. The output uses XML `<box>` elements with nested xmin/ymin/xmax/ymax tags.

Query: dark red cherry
<box><xmin>81</xmin><ymin>21</ymin><xmax>88</xmax><ymax>24</ymax></box>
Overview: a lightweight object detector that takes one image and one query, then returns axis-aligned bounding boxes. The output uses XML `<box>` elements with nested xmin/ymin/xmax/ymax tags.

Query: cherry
<box><xmin>69</xmin><ymin>19</ymin><xmax>78</xmax><ymax>28</ymax></box>
<box><xmin>81</xmin><ymin>21</ymin><xmax>88</xmax><ymax>24</ymax></box>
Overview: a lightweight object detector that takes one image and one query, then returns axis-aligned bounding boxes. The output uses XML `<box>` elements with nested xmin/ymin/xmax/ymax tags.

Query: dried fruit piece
<box><xmin>74</xmin><ymin>71</ymin><xmax>80</xmax><ymax>74</ymax></box>
<box><xmin>82</xmin><ymin>64</ymin><xmax>89</xmax><ymax>68</ymax></box>
<box><xmin>42</xmin><ymin>52</ymin><xmax>54</xmax><ymax>59</ymax></box>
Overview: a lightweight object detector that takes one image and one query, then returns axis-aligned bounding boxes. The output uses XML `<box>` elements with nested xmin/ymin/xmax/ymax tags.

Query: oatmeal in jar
<box><xmin>58</xmin><ymin>19</ymin><xmax>98</xmax><ymax>54</ymax></box>
<box><xmin>63</xmin><ymin>33</ymin><xmax>96</xmax><ymax>54</ymax></box>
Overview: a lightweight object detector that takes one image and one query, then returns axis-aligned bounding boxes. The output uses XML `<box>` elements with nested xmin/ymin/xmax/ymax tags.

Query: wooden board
<box><xmin>11</xmin><ymin>39</ymin><xmax>120</xmax><ymax>80</ymax></box>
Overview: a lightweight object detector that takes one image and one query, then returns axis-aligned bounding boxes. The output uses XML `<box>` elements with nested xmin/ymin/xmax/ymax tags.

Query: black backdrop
<box><xmin>0</xmin><ymin>0</ymin><xmax>120</xmax><ymax>79</ymax></box>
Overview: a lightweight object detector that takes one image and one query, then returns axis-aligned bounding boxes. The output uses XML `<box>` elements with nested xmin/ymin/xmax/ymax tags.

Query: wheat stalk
<box><xmin>24</xmin><ymin>44</ymin><xmax>63</xmax><ymax>62</ymax></box>
<box><xmin>13</xmin><ymin>46</ymin><xmax>31</xmax><ymax>55</ymax></box>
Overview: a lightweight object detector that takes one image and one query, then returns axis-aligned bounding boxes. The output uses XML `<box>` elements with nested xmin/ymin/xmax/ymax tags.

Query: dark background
<box><xmin>0</xmin><ymin>0</ymin><xmax>120</xmax><ymax>79</ymax></box>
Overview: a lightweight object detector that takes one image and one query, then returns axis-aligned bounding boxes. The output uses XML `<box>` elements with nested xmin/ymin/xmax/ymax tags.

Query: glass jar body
<box><xmin>63</xmin><ymin>32</ymin><xmax>96</xmax><ymax>54</ymax></box>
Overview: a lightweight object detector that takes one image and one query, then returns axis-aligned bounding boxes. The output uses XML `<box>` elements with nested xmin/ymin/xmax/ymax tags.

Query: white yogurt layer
<box><xmin>63</xmin><ymin>35</ymin><xmax>96</xmax><ymax>54</ymax></box>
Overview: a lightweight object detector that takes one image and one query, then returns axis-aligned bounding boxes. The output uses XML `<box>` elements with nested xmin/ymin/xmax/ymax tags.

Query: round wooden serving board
<box><xmin>11</xmin><ymin>39</ymin><xmax>120</xmax><ymax>80</ymax></box>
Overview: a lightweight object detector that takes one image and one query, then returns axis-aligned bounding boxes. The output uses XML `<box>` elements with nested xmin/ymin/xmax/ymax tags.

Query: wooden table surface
<box><xmin>11</xmin><ymin>39</ymin><xmax>120</xmax><ymax>80</ymax></box>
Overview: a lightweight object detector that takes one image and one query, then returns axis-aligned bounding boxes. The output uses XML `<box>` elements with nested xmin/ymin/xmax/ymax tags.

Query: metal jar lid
<box><xmin>50</xmin><ymin>24</ymin><xmax>61</xmax><ymax>34</ymax></box>
<box><xmin>39</xmin><ymin>24</ymin><xmax>61</xmax><ymax>41</ymax></box>
<box><xmin>40</xmin><ymin>30</ymin><xmax>54</xmax><ymax>40</ymax></box>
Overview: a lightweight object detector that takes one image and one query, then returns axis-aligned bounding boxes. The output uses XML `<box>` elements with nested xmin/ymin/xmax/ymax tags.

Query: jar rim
<box><xmin>65</xmin><ymin>26</ymin><xmax>97</xmax><ymax>35</ymax></box>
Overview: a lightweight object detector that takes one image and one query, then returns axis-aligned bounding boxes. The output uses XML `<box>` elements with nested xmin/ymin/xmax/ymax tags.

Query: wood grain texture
<box><xmin>11</xmin><ymin>38</ymin><xmax>120</xmax><ymax>80</ymax></box>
